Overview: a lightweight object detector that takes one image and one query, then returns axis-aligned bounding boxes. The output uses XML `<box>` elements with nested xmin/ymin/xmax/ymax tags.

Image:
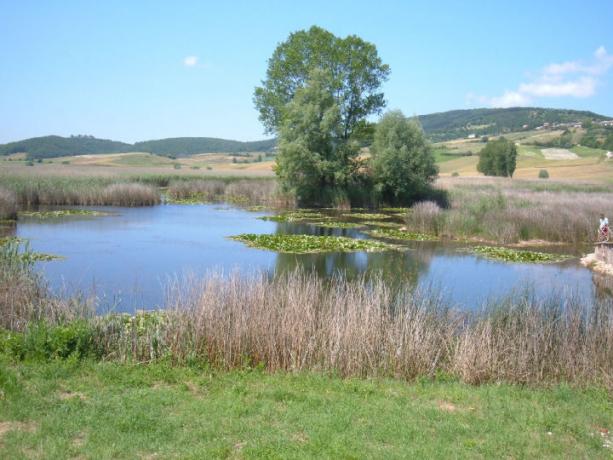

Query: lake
<box><xmin>10</xmin><ymin>204</ymin><xmax>602</xmax><ymax>312</ymax></box>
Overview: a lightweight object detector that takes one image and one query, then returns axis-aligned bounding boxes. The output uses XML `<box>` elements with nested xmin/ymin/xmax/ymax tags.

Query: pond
<box><xmin>9</xmin><ymin>204</ymin><xmax>603</xmax><ymax>312</ymax></box>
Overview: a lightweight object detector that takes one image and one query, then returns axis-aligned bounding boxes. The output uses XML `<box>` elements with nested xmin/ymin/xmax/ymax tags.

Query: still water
<box><xmin>13</xmin><ymin>204</ymin><xmax>600</xmax><ymax>312</ymax></box>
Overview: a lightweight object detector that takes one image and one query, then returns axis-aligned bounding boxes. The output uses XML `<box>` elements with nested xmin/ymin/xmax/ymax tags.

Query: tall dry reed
<box><xmin>90</xmin><ymin>271</ymin><xmax>613</xmax><ymax>389</ymax></box>
<box><xmin>0</xmin><ymin>187</ymin><xmax>17</xmax><ymax>220</ymax></box>
<box><xmin>406</xmin><ymin>178</ymin><xmax>613</xmax><ymax>243</ymax></box>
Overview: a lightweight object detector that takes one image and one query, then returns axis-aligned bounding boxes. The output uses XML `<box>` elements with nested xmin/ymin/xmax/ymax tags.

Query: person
<box><xmin>599</xmin><ymin>213</ymin><xmax>609</xmax><ymax>241</ymax></box>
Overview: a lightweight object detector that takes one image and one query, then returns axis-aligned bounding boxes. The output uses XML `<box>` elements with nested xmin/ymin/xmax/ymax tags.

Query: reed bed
<box><xmin>406</xmin><ymin>178</ymin><xmax>613</xmax><ymax>244</ymax></box>
<box><xmin>0</xmin><ymin>187</ymin><xmax>17</xmax><ymax>220</ymax></box>
<box><xmin>167</xmin><ymin>178</ymin><xmax>293</xmax><ymax>207</ymax></box>
<box><xmin>2</xmin><ymin>253</ymin><xmax>612</xmax><ymax>388</ymax></box>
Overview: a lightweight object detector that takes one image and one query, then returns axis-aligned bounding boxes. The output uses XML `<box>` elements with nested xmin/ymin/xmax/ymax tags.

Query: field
<box><xmin>1</xmin><ymin>361</ymin><xmax>611</xmax><ymax>459</ymax></box>
<box><xmin>434</xmin><ymin>128</ymin><xmax>613</xmax><ymax>181</ymax></box>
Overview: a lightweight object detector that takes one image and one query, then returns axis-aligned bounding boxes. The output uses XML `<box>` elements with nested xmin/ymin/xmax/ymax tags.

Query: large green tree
<box><xmin>370</xmin><ymin>111</ymin><xmax>438</xmax><ymax>204</ymax></box>
<box><xmin>275</xmin><ymin>70</ymin><xmax>362</xmax><ymax>206</ymax></box>
<box><xmin>254</xmin><ymin>26</ymin><xmax>390</xmax><ymax>139</ymax></box>
<box><xmin>477</xmin><ymin>137</ymin><xmax>517</xmax><ymax>177</ymax></box>
<box><xmin>256</xmin><ymin>26</ymin><xmax>389</xmax><ymax>206</ymax></box>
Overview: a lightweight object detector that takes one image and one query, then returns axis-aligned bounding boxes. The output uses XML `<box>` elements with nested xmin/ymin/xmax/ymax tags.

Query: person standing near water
<box><xmin>599</xmin><ymin>213</ymin><xmax>609</xmax><ymax>242</ymax></box>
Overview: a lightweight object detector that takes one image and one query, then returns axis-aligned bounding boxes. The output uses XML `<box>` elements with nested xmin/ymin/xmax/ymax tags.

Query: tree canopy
<box><xmin>370</xmin><ymin>111</ymin><xmax>438</xmax><ymax>204</ymax></box>
<box><xmin>477</xmin><ymin>137</ymin><xmax>517</xmax><ymax>177</ymax></box>
<box><xmin>253</xmin><ymin>26</ymin><xmax>390</xmax><ymax>139</ymax></box>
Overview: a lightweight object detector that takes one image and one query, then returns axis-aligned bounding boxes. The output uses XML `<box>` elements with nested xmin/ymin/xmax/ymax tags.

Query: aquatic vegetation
<box><xmin>310</xmin><ymin>221</ymin><xmax>364</xmax><ymax>229</ymax></box>
<box><xmin>165</xmin><ymin>195</ymin><xmax>208</xmax><ymax>205</ymax></box>
<box><xmin>380</xmin><ymin>207</ymin><xmax>409</xmax><ymax>212</ymax></box>
<box><xmin>258</xmin><ymin>211</ymin><xmax>327</xmax><ymax>222</ymax></box>
<box><xmin>363</xmin><ymin>221</ymin><xmax>404</xmax><ymax>228</ymax></box>
<box><xmin>19</xmin><ymin>209</ymin><xmax>111</xmax><ymax>219</ymax></box>
<box><xmin>471</xmin><ymin>246</ymin><xmax>571</xmax><ymax>263</ymax></box>
<box><xmin>230</xmin><ymin>233</ymin><xmax>394</xmax><ymax>253</ymax></box>
<box><xmin>343</xmin><ymin>212</ymin><xmax>390</xmax><ymax>220</ymax></box>
<box><xmin>367</xmin><ymin>228</ymin><xmax>438</xmax><ymax>241</ymax></box>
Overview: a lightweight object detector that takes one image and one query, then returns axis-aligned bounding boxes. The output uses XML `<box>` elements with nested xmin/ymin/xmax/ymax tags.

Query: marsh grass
<box><xmin>167</xmin><ymin>179</ymin><xmax>291</xmax><ymax>208</ymax></box>
<box><xmin>1</xmin><ymin>253</ymin><xmax>612</xmax><ymax>388</ymax></box>
<box><xmin>405</xmin><ymin>178</ymin><xmax>613</xmax><ymax>244</ymax></box>
<box><xmin>0</xmin><ymin>187</ymin><xmax>17</xmax><ymax>220</ymax></box>
<box><xmin>18</xmin><ymin>209</ymin><xmax>111</xmax><ymax>219</ymax></box>
<box><xmin>2</xmin><ymin>177</ymin><xmax>160</xmax><ymax>207</ymax></box>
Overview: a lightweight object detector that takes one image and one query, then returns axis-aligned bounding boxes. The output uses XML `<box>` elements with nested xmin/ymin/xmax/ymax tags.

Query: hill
<box><xmin>0</xmin><ymin>135</ymin><xmax>133</xmax><ymax>159</ymax></box>
<box><xmin>418</xmin><ymin>107</ymin><xmax>609</xmax><ymax>141</ymax></box>
<box><xmin>133</xmin><ymin>137</ymin><xmax>276</xmax><ymax>157</ymax></box>
<box><xmin>0</xmin><ymin>135</ymin><xmax>276</xmax><ymax>159</ymax></box>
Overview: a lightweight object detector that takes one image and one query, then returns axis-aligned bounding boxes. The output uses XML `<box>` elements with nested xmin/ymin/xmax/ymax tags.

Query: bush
<box><xmin>451</xmin><ymin>172</ymin><xmax>460</xmax><ymax>177</ymax></box>
<box><xmin>538</xmin><ymin>169</ymin><xmax>549</xmax><ymax>179</ymax></box>
<box><xmin>26</xmin><ymin>161</ymin><xmax>34</xmax><ymax>167</ymax></box>
<box><xmin>477</xmin><ymin>137</ymin><xmax>517</xmax><ymax>177</ymax></box>
<box><xmin>173</xmin><ymin>163</ymin><xmax>182</xmax><ymax>170</ymax></box>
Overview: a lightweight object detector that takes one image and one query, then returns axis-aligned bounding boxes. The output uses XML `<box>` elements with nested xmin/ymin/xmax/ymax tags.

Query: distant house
<box><xmin>607</xmin><ymin>151</ymin><xmax>613</xmax><ymax>160</ymax></box>
<box><xmin>467</xmin><ymin>133</ymin><xmax>476</xmax><ymax>139</ymax></box>
<box><xmin>522</xmin><ymin>124</ymin><xmax>529</xmax><ymax>129</ymax></box>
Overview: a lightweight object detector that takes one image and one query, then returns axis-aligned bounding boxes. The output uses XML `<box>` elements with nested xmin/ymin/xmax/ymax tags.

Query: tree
<box><xmin>370</xmin><ymin>111</ymin><xmax>438</xmax><ymax>205</ymax></box>
<box><xmin>477</xmin><ymin>137</ymin><xmax>517</xmax><ymax>177</ymax></box>
<box><xmin>274</xmin><ymin>70</ymin><xmax>362</xmax><ymax>206</ymax></box>
<box><xmin>253</xmin><ymin>26</ymin><xmax>390</xmax><ymax>138</ymax></box>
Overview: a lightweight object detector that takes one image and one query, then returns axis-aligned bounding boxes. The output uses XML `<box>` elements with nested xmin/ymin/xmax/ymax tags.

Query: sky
<box><xmin>1</xmin><ymin>0</ymin><xmax>612</xmax><ymax>144</ymax></box>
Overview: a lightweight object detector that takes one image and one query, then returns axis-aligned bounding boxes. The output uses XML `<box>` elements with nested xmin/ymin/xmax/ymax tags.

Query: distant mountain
<box><xmin>0</xmin><ymin>135</ymin><xmax>133</xmax><ymax>159</ymax></box>
<box><xmin>0</xmin><ymin>135</ymin><xmax>276</xmax><ymax>159</ymax></box>
<box><xmin>418</xmin><ymin>107</ymin><xmax>609</xmax><ymax>142</ymax></box>
<box><xmin>133</xmin><ymin>137</ymin><xmax>276</xmax><ymax>157</ymax></box>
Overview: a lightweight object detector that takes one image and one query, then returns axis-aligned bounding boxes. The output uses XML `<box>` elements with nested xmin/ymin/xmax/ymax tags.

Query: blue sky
<box><xmin>1</xmin><ymin>0</ymin><xmax>612</xmax><ymax>143</ymax></box>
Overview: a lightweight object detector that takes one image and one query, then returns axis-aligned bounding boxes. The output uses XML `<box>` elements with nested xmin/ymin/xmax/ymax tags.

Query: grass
<box><xmin>405</xmin><ymin>178</ymin><xmax>613</xmax><ymax>244</ymax></box>
<box><xmin>471</xmin><ymin>246</ymin><xmax>571</xmax><ymax>263</ymax></box>
<box><xmin>0</xmin><ymin>360</ymin><xmax>611</xmax><ymax>459</ymax></box>
<box><xmin>229</xmin><ymin>233</ymin><xmax>394</xmax><ymax>253</ymax></box>
<box><xmin>258</xmin><ymin>211</ymin><xmax>327</xmax><ymax>222</ymax></box>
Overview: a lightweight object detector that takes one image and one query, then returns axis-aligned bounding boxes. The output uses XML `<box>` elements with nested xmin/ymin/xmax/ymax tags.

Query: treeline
<box><xmin>0</xmin><ymin>135</ymin><xmax>276</xmax><ymax>159</ymax></box>
<box><xmin>133</xmin><ymin>137</ymin><xmax>275</xmax><ymax>157</ymax></box>
<box><xmin>418</xmin><ymin>107</ymin><xmax>607</xmax><ymax>142</ymax></box>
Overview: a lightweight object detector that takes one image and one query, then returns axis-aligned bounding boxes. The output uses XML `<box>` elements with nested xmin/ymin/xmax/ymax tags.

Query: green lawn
<box><xmin>0</xmin><ymin>360</ymin><xmax>611</xmax><ymax>459</ymax></box>
<box><xmin>571</xmin><ymin>145</ymin><xmax>608</xmax><ymax>158</ymax></box>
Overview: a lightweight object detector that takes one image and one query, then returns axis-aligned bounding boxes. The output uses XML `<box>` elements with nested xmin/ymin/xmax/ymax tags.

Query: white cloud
<box><xmin>472</xmin><ymin>46</ymin><xmax>611</xmax><ymax>108</ymax></box>
<box><xmin>489</xmin><ymin>91</ymin><xmax>532</xmax><ymax>108</ymax></box>
<box><xmin>183</xmin><ymin>56</ymin><xmax>198</xmax><ymax>67</ymax></box>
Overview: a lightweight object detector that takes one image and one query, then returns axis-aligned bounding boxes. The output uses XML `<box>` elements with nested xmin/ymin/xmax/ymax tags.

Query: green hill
<box><xmin>418</xmin><ymin>107</ymin><xmax>609</xmax><ymax>141</ymax></box>
<box><xmin>133</xmin><ymin>137</ymin><xmax>276</xmax><ymax>157</ymax></box>
<box><xmin>0</xmin><ymin>135</ymin><xmax>133</xmax><ymax>159</ymax></box>
<box><xmin>0</xmin><ymin>135</ymin><xmax>276</xmax><ymax>159</ymax></box>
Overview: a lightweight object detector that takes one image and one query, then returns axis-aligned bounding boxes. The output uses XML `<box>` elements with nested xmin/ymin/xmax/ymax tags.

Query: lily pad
<box><xmin>367</xmin><ymin>228</ymin><xmax>438</xmax><ymax>242</ymax></box>
<box><xmin>471</xmin><ymin>246</ymin><xmax>571</xmax><ymax>263</ymax></box>
<box><xmin>258</xmin><ymin>211</ymin><xmax>327</xmax><ymax>222</ymax></box>
<box><xmin>310</xmin><ymin>221</ymin><xmax>364</xmax><ymax>229</ymax></box>
<box><xmin>363</xmin><ymin>221</ymin><xmax>404</xmax><ymax>228</ymax></box>
<box><xmin>230</xmin><ymin>233</ymin><xmax>395</xmax><ymax>254</ymax></box>
<box><xmin>343</xmin><ymin>213</ymin><xmax>390</xmax><ymax>220</ymax></box>
<box><xmin>19</xmin><ymin>209</ymin><xmax>111</xmax><ymax>219</ymax></box>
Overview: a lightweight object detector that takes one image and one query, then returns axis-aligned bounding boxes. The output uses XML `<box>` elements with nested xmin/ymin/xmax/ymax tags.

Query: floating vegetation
<box><xmin>367</xmin><ymin>228</ymin><xmax>438</xmax><ymax>242</ymax></box>
<box><xmin>380</xmin><ymin>207</ymin><xmax>409</xmax><ymax>213</ymax></box>
<box><xmin>229</xmin><ymin>233</ymin><xmax>394</xmax><ymax>254</ymax></box>
<box><xmin>363</xmin><ymin>221</ymin><xmax>404</xmax><ymax>228</ymax></box>
<box><xmin>19</xmin><ymin>209</ymin><xmax>111</xmax><ymax>219</ymax></box>
<box><xmin>343</xmin><ymin>213</ymin><xmax>390</xmax><ymax>220</ymax></box>
<box><xmin>245</xmin><ymin>205</ymin><xmax>271</xmax><ymax>212</ymax></box>
<box><xmin>471</xmin><ymin>246</ymin><xmax>571</xmax><ymax>263</ymax></box>
<box><xmin>310</xmin><ymin>221</ymin><xmax>364</xmax><ymax>229</ymax></box>
<box><xmin>0</xmin><ymin>237</ymin><xmax>63</xmax><ymax>262</ymax></box>
<box><xmin>166</xmin><ymin>195</ymin><xmax>209</xmax><ymax>205</ymax></box>
<box><xmin>258</xmin><ymin>211</ymin><xmax>327</xmax><ymax>222</ymax></box>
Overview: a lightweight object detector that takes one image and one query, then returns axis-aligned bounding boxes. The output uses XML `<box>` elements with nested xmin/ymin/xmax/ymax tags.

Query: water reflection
<box><xmin>10</xmin><ymin>204</ymin><xmax>606</xmax><ymax>312</ymax></box>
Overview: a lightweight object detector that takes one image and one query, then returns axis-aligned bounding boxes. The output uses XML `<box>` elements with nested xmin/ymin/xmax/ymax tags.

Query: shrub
<box><xmin>477</xmin><ymin>137</ymin><xmax>517</xmax><ymax>177</ymax></box>
<box><xmin>173</xmin><ymin>163</ymin><xmax>182</xmax><ymax>170</ymax></box>
<box><xmin>538</xmin><ymin>169</ymin><xmax>549</xmax><ymax>179</ymax></box>
<box><xmin>452</xmin><ymin>172</ymin><xmax>460</xmax><ymax>177</ymax></box>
